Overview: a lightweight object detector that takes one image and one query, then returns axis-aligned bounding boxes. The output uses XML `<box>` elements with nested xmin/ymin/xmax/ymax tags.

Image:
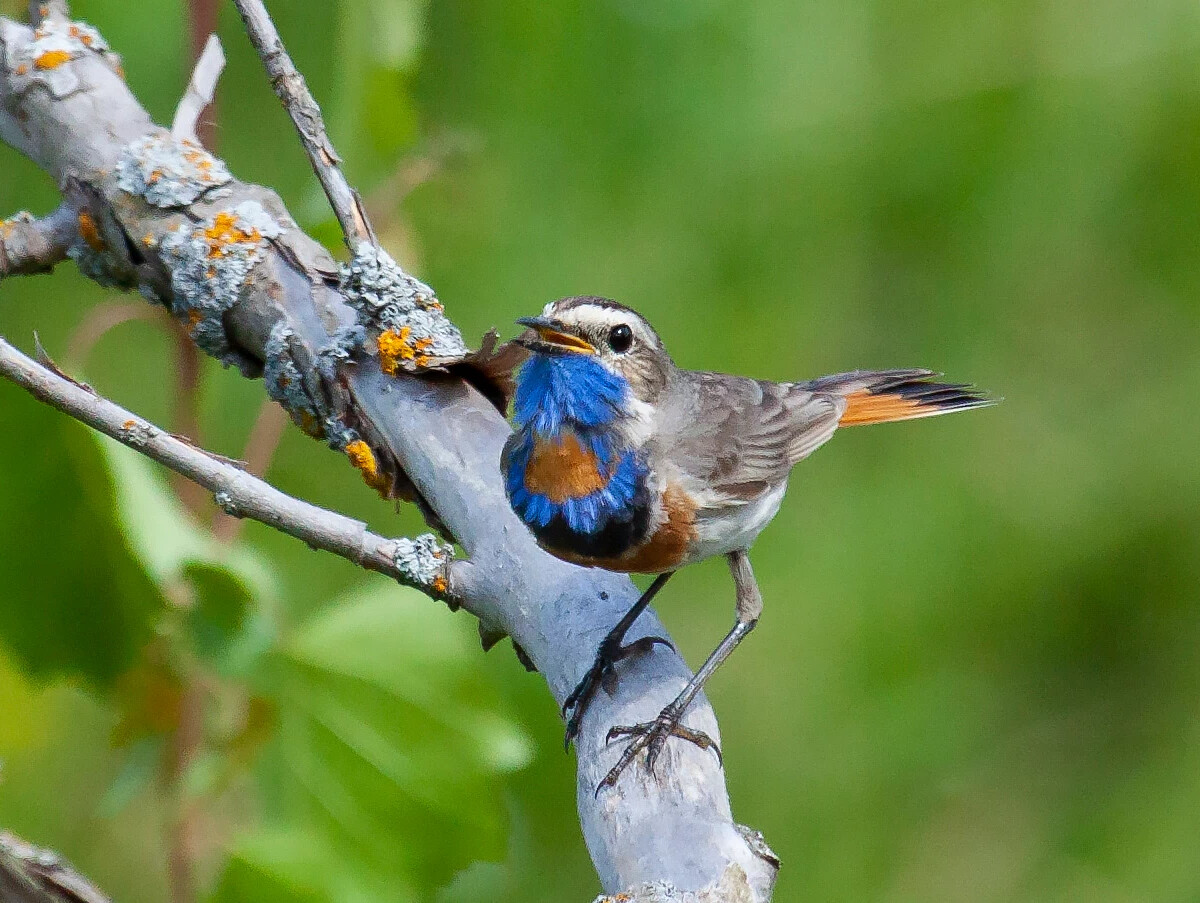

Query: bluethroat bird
<box><xmin>502</xmin><ymin>296</ymin><xmax>993</xmax><ymax>790</ymax></box>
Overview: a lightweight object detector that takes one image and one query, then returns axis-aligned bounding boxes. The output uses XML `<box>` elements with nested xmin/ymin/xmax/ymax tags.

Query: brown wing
<box><xmin>666</xmin><ymin>372</ymin><xmax>844</xmax><ymax>502</ymax></box>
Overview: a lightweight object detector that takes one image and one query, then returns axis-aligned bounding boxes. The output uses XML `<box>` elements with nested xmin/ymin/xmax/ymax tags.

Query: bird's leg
<box><xmin>598</xmin><ymin>550</ymin><xmax>762</xmax><ymax>792</ymax></box>
<box><xmin>563</xmin><ymin>571</ymin><xmax>675</xmax><ymax>748</ymax></box>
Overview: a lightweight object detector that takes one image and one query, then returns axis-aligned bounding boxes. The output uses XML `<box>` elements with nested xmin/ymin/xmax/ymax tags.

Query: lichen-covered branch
<box><xmin>0</xmin><ymin>832</ymin><xmax>110</xmax><ymax>903</ymax></box>
<box><xmin>0</xmin><ymin>335</ymin><xmax>456</xmax><ymax>600</ymax></box>
<box><xmin>0</xmin><ymin>6</ymin><xmax>778</xmax><ymax>899</ymax></box>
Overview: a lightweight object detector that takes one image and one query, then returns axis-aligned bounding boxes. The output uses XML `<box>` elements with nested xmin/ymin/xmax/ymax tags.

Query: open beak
<box><xmin>515</xmin><ymin>316</ymin><xmax>596</xmax><ymax>354</ymax></box>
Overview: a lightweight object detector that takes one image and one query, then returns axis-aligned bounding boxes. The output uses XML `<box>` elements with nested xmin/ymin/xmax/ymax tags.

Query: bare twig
<box><xmin>185</xmin><ymin>0</ymin><xmax>220</xmax><ymax>149</ymax></box>
<box><xmin>230</xmin><ymin>0</ymin><xmax>373</xmax><ymax>247</ymax></box>
<box><xmin>0</xmin><ymin>336</ymin><xmax>458</xmax><ymax>602</ymax></box>
<box><xmin>172</xmin><ymin>33</ymin><xmax>223</xmax><ymax>146</ymax></box>
<box><xmin>0</xmin><ymin>832</ymin><xmax>110</xmax><ymax>903</ymax></box>
<box><xmin>0</xmin><ymin>204</ymin><xmax>76</xmax><ymax>278</ymax></box>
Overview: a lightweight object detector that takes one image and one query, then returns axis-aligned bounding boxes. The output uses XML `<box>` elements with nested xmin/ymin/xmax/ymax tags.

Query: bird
<box><xmin>501</xmin><ymin>295</ymin><xmax>994</xmax><ymax>791</ymax></box>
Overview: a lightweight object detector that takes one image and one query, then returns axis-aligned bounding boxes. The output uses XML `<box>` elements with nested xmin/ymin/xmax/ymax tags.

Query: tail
<box><xmin>797</xmin><ymin>369</ymin><xmax>995</xmax><ymax>427</ymax></box>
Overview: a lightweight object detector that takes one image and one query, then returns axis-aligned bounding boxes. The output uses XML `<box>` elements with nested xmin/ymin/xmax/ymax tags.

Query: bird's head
<box><xmin>515</xmin><ymin>296</ymin><xmax>674</xmax><ymax>404</ymax></box>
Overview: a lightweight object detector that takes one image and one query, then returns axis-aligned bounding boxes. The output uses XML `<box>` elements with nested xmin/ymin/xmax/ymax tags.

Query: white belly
<box><xmin>683</xmin><ymin>481</ymin><xmax>788</xmax><ymax>565</ymax></box>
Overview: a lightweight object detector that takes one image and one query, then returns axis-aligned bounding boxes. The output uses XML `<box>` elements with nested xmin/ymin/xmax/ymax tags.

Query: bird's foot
<box><xmin>562</xmin><ymin>634</ymin><xmax>672</xmax><ymax>749</ymax></box>
<box><xmin>596</xmin><ymin>705</ymin><xmax>722</xmax><ymax>794</ymax></box>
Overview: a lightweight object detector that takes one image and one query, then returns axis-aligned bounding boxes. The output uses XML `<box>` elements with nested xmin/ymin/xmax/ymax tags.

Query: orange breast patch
<box><xmin>522</xmin><ymin>432</ymin><xmax>608</xmax><ymax>503</ymax></box>
<box><xmin>552</xmin><ymin>483</ymin><xmax>698</xmax><ymax>574</ymax></box>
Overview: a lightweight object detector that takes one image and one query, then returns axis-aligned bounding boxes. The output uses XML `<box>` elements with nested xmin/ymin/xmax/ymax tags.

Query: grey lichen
<box><xmin>68</xmin><ymin>240</ymin><xmax>123</xmax><ymax>288</ymax></box>
<box><xmin>0</xmin><ymin>211</ymin><xmax>33</xmax><ymax>231</ymax></box>
<box><xmin>3</xmin><ymin>18</ymin><xmax>118</xmax><ymax>99</ymax></box>
<box><xmin>391</xmin><ymin>533</ymin><xmax>454</xmax><ymax>594</ymax></box>
<box><xmin>159</xmin><ymin>201</ymin><xmax>281</xmax><ymax>363</ymax></box>
<box><xmin>263</xmin><ymin>320</ymin><xmax>323</xmax><ymax>436</ymax></box>
<box><xmin>119</xmin><ymin>419</ymin><xmax>157</xmax><ymax>449</ymax></box>
<box><xmin>339</xmin><ymin>244</ymin><xmax>467</xmax><ymax>374</ymax></box>
<box><xmin>116</xmin><ymin>131</ymin><xmax>232</xmax><ymax>208</ymax></box>
<box><xmin>315</xmin><ymin>321</ymin><xmax>366</xmax><ymax>381</ymax></box>
<box><xmin>322</xmin><ymin>417</ymin><xmax>359</xmax><ymax>452</ymax></box>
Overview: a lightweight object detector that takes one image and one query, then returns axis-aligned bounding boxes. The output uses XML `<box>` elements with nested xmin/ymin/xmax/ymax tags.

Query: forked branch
<box><xmin>0</xmin><ymin>3</ymin><xmax>777</xmax><ymax>898</ymax></box>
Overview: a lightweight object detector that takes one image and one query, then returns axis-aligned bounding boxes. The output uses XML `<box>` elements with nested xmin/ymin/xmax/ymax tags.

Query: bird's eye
<box><xmin>608</xmin><ymin>324</ymin><xmax>633</xmax><ymax>353</ymax></box>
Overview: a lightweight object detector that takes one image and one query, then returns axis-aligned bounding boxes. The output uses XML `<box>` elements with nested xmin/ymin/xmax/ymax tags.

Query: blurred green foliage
<box><xmin>2</xmin><ymin>0</ymin><xmax>1200</xmax><ymax>901</ymax></box>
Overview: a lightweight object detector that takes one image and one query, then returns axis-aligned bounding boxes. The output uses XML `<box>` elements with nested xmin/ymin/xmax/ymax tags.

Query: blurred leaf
<box><xmin>0</xmin><ymin>391</ymin><xmax>163</xmax><ymax>686</ymax></box>
<box><xmin>95</xmin><ymin>435</ymin><xmax>280</xmax><ymax>672</ymax></box>
<box><xmin>214</xmin><ymin>825</ymin><xmax>418</xmax><ymax>903</ymax></box>
<box><xmin>233</xmin><ymin>581</ymin><xmax>533</xmax><ymax>896</ymax></box>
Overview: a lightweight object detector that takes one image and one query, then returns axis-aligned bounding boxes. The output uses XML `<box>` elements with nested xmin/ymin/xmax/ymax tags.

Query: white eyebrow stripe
<box><xmin>551</xmin><ymin>303</ymin><xmax>658</xmax><ymax>347</ymax></box>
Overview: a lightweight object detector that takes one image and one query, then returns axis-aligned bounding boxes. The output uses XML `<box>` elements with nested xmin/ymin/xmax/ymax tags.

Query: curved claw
<box><xmin>562</xmin><ymin>634</ymin><xmax>672</xmax><ymax>751</ymax></box>
<box><xmin>596</xmin><ymin>712</ymin><xmax>722</xmax><ymax>794</ymax></box>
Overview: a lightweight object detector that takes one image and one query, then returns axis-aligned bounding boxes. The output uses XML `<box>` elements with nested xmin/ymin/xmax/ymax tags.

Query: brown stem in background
<box><xmin>186</xmin><ymin>0</ymin><xmax>219</xmax><ymax>150</ymax></box>
<box><xmin>363</xmin><ymin>131</ymin><xmax>478</xmax><ymax>233</ymax></box>
<box><xmin>65</xmin><ymin>302</ymin><xmax>165</xmax><ymax>371</ymax></box>
<box><xmin>164</xmin><ymin>9</ymin><xmax>221</xmax><ymax>903</ymax></box>
<box><xmin>164</xmin><ymin>676</ymin><xmax>204</xmax><ymax>903</ymax></box>
<box><xmin>212</xmin><ymin>398</ymin><xmax>289</xmax><ymax>543</ymax></box>
<box><xmin>169</xmin><ymin>323</ymin><xmax>208</xmax><ymax>515</ymax></box>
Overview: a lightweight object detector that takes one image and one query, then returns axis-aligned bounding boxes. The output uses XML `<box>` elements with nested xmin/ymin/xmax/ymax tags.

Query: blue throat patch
<box><xmin>512</xmin><ymin>352</ymin><xmax>628</xmax><ymax>434</ymax></box>
<box><xmin>506</xmin><ymin>352</ymin><xmax>649</xmax><ymax>540</ymax></box>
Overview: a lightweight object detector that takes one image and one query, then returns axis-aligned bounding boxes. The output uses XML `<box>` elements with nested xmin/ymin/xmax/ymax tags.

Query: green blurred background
<box><xmin>2</xmin><ymin>0</ymin><xmax>1200</xmax><ymax>900</ymax></box>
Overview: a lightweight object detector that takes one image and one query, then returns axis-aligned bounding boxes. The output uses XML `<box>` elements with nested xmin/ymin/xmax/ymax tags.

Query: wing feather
<box><xmin>665</xmin><ymin>372</ymin><xmax>844</xmax><ymax>505</ymax></box>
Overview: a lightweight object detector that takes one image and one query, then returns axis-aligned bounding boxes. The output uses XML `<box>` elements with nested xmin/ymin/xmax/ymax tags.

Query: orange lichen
<box><xmin>77</xmin><ymin>210</ymin><xmax>104</xmax><ymax>251</ymax></box>
<box><xmin>431</xmin><ymin>574</ymin><xmax>448</xmax><ymax>595</ymax></box>
<box><xmin>345</xmin><ymin>440</ymin><xmax>390</xmax><ymax>495</ymax></box>
<box><xmin>122</xmin><ymin>419</ymin><xmax>137</xmax><ymax>430</ymax></box>
<box><xmin>142</xmin><ymin>233</ymin><xmax>156</xmax><ymax>247</ymax></box>
<box><xmin>377</xmin><ymin>326</ymin><xmax>433</xmax><ymax>375</ymax></box>
<box><xmin>203</xmin><ymin>212</ymin><xmax>262</xmax><ymax>258</ymax></box>
<box><xmin>14</xmin><ymin>64</ymin><xmax>28</xmax><ymax>75</ymax></box>
<box><xmin>33</xmin><ymin>49</ymin><xmax>72</xmax><ymax>70</ymax></box>
<box><xmin>67</xmin><ymin>24</ymin><xmax>94</xmax><ymax>47</ymax></box>
<box><xmin>186</xmin><ymin>309</ymin><xmax>204</xmax><ymax>331</ymax></box>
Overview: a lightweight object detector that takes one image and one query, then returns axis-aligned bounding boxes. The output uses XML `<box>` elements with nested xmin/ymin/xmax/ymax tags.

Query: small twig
<box><xmin>230</xmin><ymin>0</ymin><xmax>373</xmax><ymax>248</ymax></box>
<box><xmin>0</xmin><ymin>335</ymin><xmax>458</xmax><ymax>602</ymax></box>
<box><xmin>185</xmin><ymin>0</ymin><xmax>220</xmax><ymax>149</ymax></box>
<box><xmin>0</xmin><ymin>832</ymin><xmax>110</xmax><ymax>903</ymax></box>
<box><xmin>0</xmin><ymin>205</ymin><xmax>76</xmax><ymax>278</ymax></box>
<box><xmin>172</xmin><ymin>33</ymin><xmax>223</xmax><ymax>146</ymax></box>
<box><xmin>212</xmin><ymin>398</ymin><xmax>289</xmax><ymax>543</ymax></box>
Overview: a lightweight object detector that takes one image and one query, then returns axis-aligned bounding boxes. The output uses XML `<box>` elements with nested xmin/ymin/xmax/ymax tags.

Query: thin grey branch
<box><xmin>0</xmin><ymin>832</ymin><xmax>110</xmax><ymax>903</ymax></box>
<box><xmin>0</xmin><ymin>9</ymin><xmax>778</xmax><ymax>899</ymax></box>
<box><xmin>0</xmin><ymin>203</ymin><xmax>76</xmax><ymax>277</ymax></box>
<box><xmin>230</xmin><ymin>0</ymin><xmax>373</xmax><ymax>247</ymax></box>
<box><xmin>0</xmin><ymin>336</ymin><xmax>457</xmax><ymax>601</ymax></box>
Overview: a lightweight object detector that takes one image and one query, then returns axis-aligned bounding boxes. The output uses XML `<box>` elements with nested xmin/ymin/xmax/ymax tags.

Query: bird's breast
<box><xmin>520</xmin><ymin>432</ymin><xmax>610</xmax><ymax>503</ymax></box>
<box><xmin>555</xmin><ymin>483</ymin><xmax>699</xmax><ymax>574</ymax></box>
<box><xmin>504</xmin><ymin>426</ymin><xmax>654</xmax><ymax>560</ymax></box>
